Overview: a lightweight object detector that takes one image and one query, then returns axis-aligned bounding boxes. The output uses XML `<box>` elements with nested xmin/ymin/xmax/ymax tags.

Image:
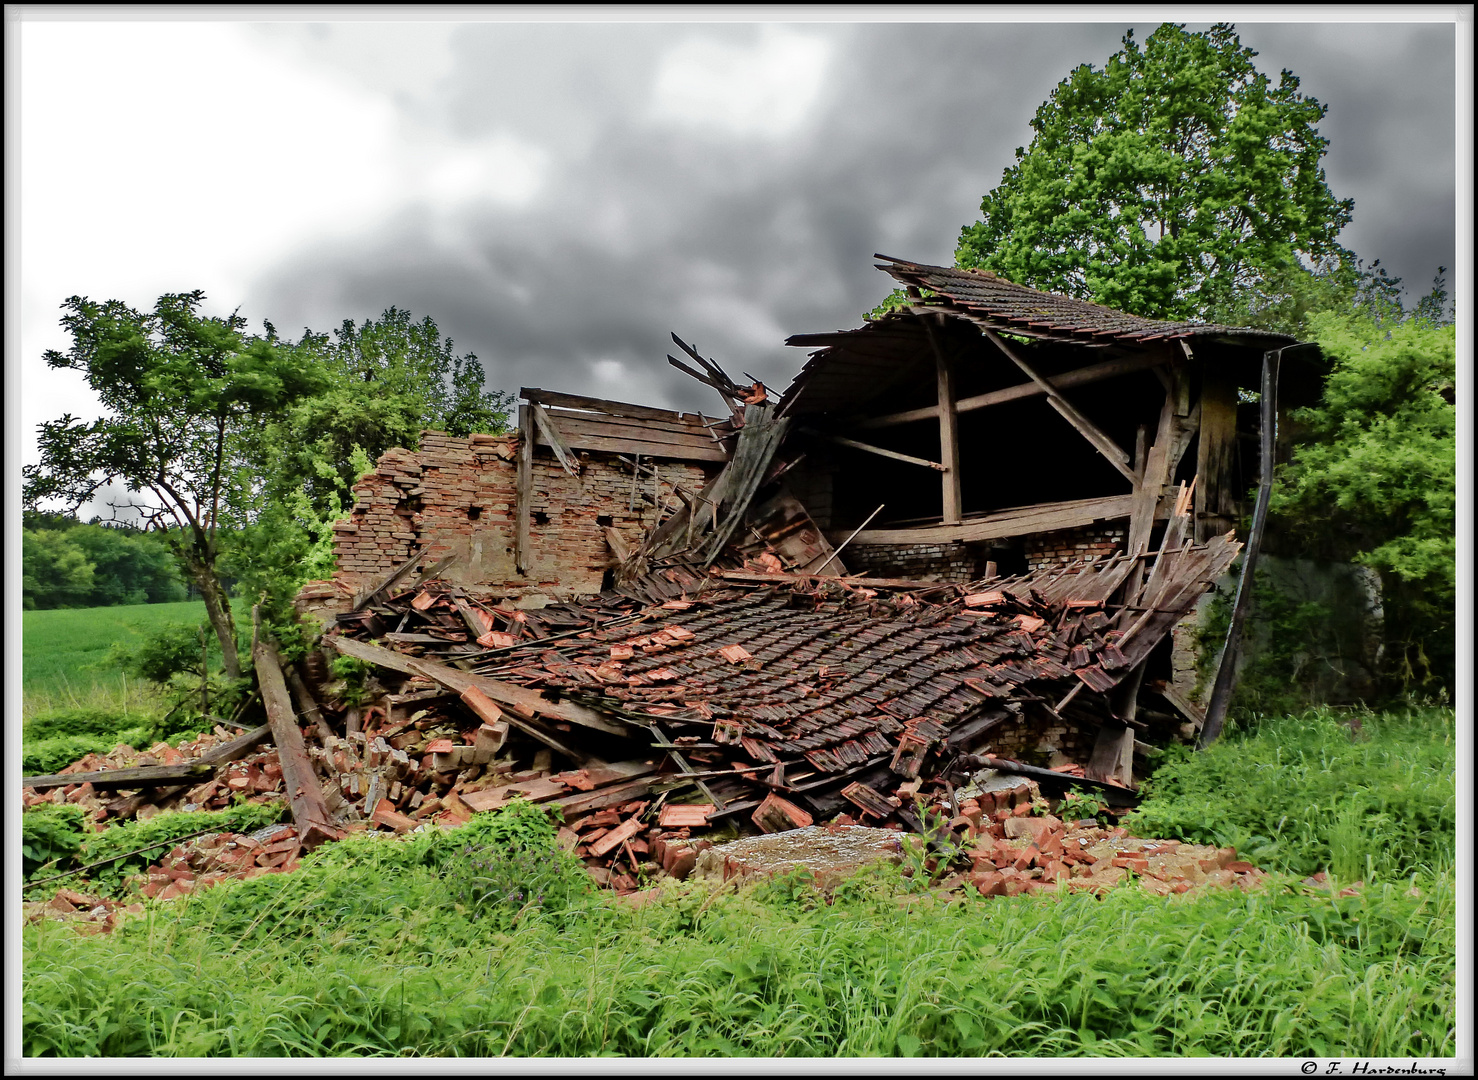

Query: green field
<box><xmin>21</xmin><ymin>601</ymin><xmax>250</xmax><ymax>718</ymax></box>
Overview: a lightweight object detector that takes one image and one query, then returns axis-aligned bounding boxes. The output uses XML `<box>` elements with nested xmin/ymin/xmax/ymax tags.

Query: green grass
<box><xmin>21</xmin><ymin>835</ymin><xmax>1456</xmax><ymax>1057</ymax></box>
<box><xmin>21</xmin><ymin>601</ymin><xmax>249</xmax><ymax>719</ymax></box>
<box><xmin>20</xmin><ymin>711</ymin><xmax>1458</xmax><ymax>1059</ymax></box>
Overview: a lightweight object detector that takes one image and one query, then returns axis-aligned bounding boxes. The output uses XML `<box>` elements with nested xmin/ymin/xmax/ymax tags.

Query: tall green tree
<box><xmin>21</xmin><ymin>530</ymin><xmax>94</xmax><ymax>610</ymax></box>
<box><xmin>23</xmin><ymin>292</ymin><xmax>329</xmax><ymax>677</ymax></box>
<box><xmin>953</xmin><ymin>23</ymin><xmax>1354</xmax><ymax>321</ymax></box>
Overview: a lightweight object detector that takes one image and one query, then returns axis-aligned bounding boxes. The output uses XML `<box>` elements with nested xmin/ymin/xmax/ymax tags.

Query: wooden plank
<box><xmin>548</xmin><ymin>777</ymin><xmax>657</xmax><ymax>816</ymax></box>
<box><xmin>326</xmin><ymin>634</ymin><xmax>633</xmax><ymax>738</ymax></box>
<box><xmin>926</xmin><ymin>316</ymin><xmax>962</xmax><ymax>523</ymax></box>
<box><xmin>801</xmin><ymin>428</ymin><xmax>946</xmax><ymax>472</ymax></box>
<box><xmin>535</xmin><ymin>406</ymin><xmax>732</xmax><ymax>445</ymax></box>
<box><xmin>521</xmin><ymin>387</ymin><xmax>722</xmax><ymax>428</ymax></box>
<box><xmin>515</xmin><ymin>404</ymin><xmax>533</xmax><ymax>573</ymax></box>
<box><xmin>1127</xmin><ymin>371</ymin><xmax>1180</xmax><ymax>558</ymax></box>
<box><xmin>21</xmin><ymin>724</ymin><xmax>273</xmax><ymax>790</ymax></box>
<box><xmin>543</xmin><ymin>410</ymin><xmax>731</xmax><ymax>450</ymax></box>
<box><xmin>979</xmin><ymin>327</ymin><xmax>1138</xmax><ymax>485</ymax></box>
<box><xmin>856</xmin><ymin>350</ymin><xmax>1171</xmax><ymax>429</ymax></box>
<box><xmin>254</xmin><ymin>633</ymin><xmax>339</xmax><ymax>847</ymax></box>
<box><xmin>530</xmin><ymin>402</ymin><xmax>580</xmax><ymax>476</ymax></box>
<box><xmin>539</xmin><ymin>422</ymin><xmax>730</xmax><ymax>463</ymax></box>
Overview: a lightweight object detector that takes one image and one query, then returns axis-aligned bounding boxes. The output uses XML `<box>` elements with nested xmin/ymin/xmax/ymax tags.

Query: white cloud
<box><xmin>18</xmin><ymin>21</ymin><xmax>551</xmax><ymax>475</ymax></box>
<box><xmin>649</xmin><ymin>27</ymin><xmax>830</xmax><ymax>139</ymax></box>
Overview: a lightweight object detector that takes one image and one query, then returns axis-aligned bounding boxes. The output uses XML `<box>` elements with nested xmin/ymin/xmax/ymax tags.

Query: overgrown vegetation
<box><xmin>21</xmin><ymin>708</ymin><xmax>1456</xmax><ymax>1058</ymax></box>
<box><xmin>1130</xmin><ymin>707</ymin><xmax>1455</xmax><ymax>881</ymax></box>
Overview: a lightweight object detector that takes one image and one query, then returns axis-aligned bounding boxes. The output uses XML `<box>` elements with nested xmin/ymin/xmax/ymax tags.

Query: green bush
<box><xmin>1128</xmin><ymin>706</ymin><xmax>1454</xmax><ymax>879</ymax></box>
<box><xmin>22</xmin><ymin>729</ymin><xmax>155</xmax><ymax>777</ymax></box>
<box><xmin>23</xmin><ymin>707</ymin><xmax>143</xmax><ymax>742</ymax></box>
<box><xmin>22</xmin><ymin>805</ymin><xmax>90</xmax><ymax>880</ymax></box>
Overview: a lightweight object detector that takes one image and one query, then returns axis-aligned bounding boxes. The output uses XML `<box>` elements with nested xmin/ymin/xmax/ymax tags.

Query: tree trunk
<box><xmin>182</xmin><ymin>546</ymin><xmax>241</xmax><ymax>679</ymax></box>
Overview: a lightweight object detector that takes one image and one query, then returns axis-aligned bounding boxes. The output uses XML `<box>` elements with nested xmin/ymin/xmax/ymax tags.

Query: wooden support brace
<box><xmin>529</xmin><ymin>402</ymin><xmax>581</xmax><ymax>476</ymax></box>
<box><xmin>980</xmin><ymin>327</ymin><xmax>1138</xmax><ymax>485</ymax></box>
<box><xmin>800</xmin><ymin>428</ymin><xmax>946</xmax><ymax>472</ymax></box>
<box><xmin>856</xmin><ymin>350</ymin><xmax>1172</xmax><ymax>430</ymax></box>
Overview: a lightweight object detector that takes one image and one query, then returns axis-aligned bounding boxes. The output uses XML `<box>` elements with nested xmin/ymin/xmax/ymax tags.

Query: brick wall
<box><xmin>843</xmin><ymin>541</ymin><xmax>982</xmax><ymax>583</ymax></box>
<box><xmin>1023</xmin><ymin>524</ymin><xmax>1125</xmax><ymax>572</ymax></box>
<box><xmin>331</xmin><ymin>431</ymin><xmax>712</xmax><ymax>600</ymax></box>
<box><xmin>983</xmin><ymin>712</ymin><xmax>1093</xmax><ymax>764</ymax></box>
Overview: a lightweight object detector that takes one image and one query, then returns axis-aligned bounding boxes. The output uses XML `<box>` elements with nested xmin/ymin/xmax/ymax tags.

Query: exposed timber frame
<box><xmin>854</xmin><ymin>350</ymin><xmax>1171</xmax><ymax>430</ymax></box>
<box><xmin>978</xmin><ymin>326</ymin><xmax>1139</xmax><ymax>486</ymax></box>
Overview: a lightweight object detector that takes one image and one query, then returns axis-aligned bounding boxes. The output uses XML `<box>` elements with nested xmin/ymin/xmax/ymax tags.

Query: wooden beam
<box><xmin>801</xmin><ymin>428</ymin><xmax>946</xmax><ymax>472</ymax></box>
<box><xmin>325</xmin><ymin>634</ymin><xmax>634</xmax><ymax>739</ymax></box>
<box><xmin>515</xmin><ymin>404</ymin><xmax>533</xmax><ymax>574</ymax></box>
<box><xmin>855</xmin><ymin>351</ymin><xmax>1171</xmax><ymax>429</ymax></box>
<box><xmin>529</xmin><ymin>402</ymin><xmax>580</xmax><ymax>476</ymax></box>
<box><xmin>979</xmin><ymin>328</ymin><xmax>1138</xmax><ymax>485</ymax></box>
<box><xmin>925</xmin><ymin>317</ymin><xmax>962</xmax><ymax>524</ymax></box>
<box><xmin>350</xmin><ymin>544</ymin><xmax>428</xmax><ymax>612</ymax></box>
<box><xmin>254</xmin><ymin>631</ymin><xmax>339</xmax><ymax>847</ymax></box>
<box><xmin>832</xmin><ymin>492</ymin><xmax>1164</xmax><ymax>546</ymax></box>
<box><xmin>1200</xmin><ymin>349</ymin><xmax>1283</xmax><ymax>749</ymax></box>
<box><xmin>22</xmin><ymin>724</ymin><xmax>273</xmax><ymax>790</ymax></box>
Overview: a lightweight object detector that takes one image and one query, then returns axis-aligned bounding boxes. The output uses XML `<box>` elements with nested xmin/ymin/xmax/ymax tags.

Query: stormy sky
<box><xmin>13</xmin><ymin>12</ymin><xmax>1463</xmax><ymax>496</ymax></box>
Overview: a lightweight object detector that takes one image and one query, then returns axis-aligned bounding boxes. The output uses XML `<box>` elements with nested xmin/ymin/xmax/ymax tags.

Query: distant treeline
<box><xmin>22</xmin><ymin>515</ymin><xmax>190</xmax><ymax>610</ymax></box>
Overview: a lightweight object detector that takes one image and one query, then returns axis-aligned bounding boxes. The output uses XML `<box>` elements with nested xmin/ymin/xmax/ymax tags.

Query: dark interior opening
<box><xmin>467</xmin><ymin>506</ymin><xmax>482</xmax><ymax>521</ymax></box>
<box><xmin>596</xmin><ymin>514</ymin><xmax>613</xmax><ymax>527</ymax></box>
<box><xmin>532</xmin><ymin>511</ymin><xmax>551</xmax><ymax>526</ymax></box>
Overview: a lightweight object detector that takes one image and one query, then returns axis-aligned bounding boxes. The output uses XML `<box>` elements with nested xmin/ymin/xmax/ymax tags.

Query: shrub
<box><xmin>22</xmin><ymin>805</ymin><xmax>89</xmax><ymax>880</ymax></box>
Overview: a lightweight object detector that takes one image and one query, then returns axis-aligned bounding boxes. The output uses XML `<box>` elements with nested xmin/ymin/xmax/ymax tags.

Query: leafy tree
<box><xmin>953</xmin><ymin>23</ymin><xmax>1354</xmax><ymax>321</ymax></box>
<box><xmin>67</xmin><ymin>522</ymin><xmax>187</xmax><ymax>606</ymax></box>
<box><xmin>1270</xmin><ymin>310</ymin><xmax>1456</xmax><ymax>695</ymax></box>
<box><xmin>23</xmin><ymin>292</ymin><xmax>329</xmax><ymax>677</ymax></box>
<box><xmin>21</xmin><ymin>530</ymin><xmax>94</xmax><ymax>610</ymax></box>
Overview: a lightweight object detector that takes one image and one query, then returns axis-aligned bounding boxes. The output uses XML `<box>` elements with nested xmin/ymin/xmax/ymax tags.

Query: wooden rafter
<box><xmin>855</xmin><ymin>350</ymin><xmax>1170</xmax><ymax>430</ymax></box>
<box><xmin>800</xmin><ymin>428</ymin><xmax>947</xmax><ymax>472</ymax></box>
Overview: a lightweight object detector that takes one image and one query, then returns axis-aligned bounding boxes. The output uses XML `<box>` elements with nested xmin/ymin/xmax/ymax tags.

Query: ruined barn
<box><xmin>19</xmin><ymin>256</ymin><xmax>1331</xmax><ymax>894</ymax></box>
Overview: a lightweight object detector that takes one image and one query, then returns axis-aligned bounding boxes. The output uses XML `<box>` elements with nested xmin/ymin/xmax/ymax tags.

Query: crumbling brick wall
<box><xmin>1023</xmin><ymin>524</ymin><xmax>1125</xmax><ymax>572</ymax></box>
<box><xmin>983</xmin><ymin>712</ymin><xmax>1093</xmax><ymax>765</ymax></box>
<box><xmin>332</xmin><ymin>431</ymin><xmax>711</xmax><ymax>599</ymax></box>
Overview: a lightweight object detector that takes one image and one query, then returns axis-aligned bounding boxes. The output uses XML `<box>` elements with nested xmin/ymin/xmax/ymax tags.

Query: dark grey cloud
<box><xmin>246</xmin><ymin>21</ymin><xmax>1457</xmax><ymax>419</ymax></box>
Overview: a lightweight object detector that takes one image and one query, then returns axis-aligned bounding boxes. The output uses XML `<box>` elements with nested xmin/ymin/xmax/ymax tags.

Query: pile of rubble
<box><xmin>23</xmin><ymin>507</ymin><xmax>1241</xmax><ymax>901</ymax></box>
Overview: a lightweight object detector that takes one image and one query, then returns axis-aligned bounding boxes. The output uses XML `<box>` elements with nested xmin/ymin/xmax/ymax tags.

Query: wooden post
<box><xmin>1195</xmin><ymin>367</ymin><xmax>1239</xmax><ymax>543</ymax></box>
<box><xmin>1200</xmin><ymin>348</ymin><xmax>1283</xmax><ymax>749</ymax></box>
<box><xmin>1127</xmin><ymin>369</ymin><xmax>1179</xmax><ymax>558</ymax></box>
<box><xmin>925</xmin><ymin>316</ymin><xmax>963</xmax><ymax>524</ymax></box>
<box><xmin>515</xmin><ymin>403</ymin><xmax>533</xmax><ymax>574</ymax></box>
<box><xmin>1087</xmin><ymin>660</ymin><xmax>1146</xmax><ymax>787</ymax></box>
